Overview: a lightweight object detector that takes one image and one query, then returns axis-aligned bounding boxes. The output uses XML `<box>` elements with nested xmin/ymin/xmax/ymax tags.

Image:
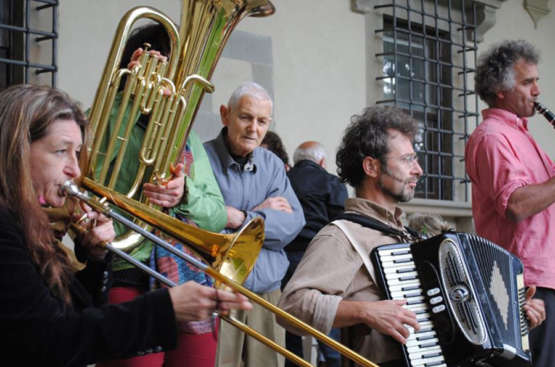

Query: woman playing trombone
<box><xmin>0</xmin><ymin>84</ymin><xmax>251</xmax><ymax>366</ymax></box>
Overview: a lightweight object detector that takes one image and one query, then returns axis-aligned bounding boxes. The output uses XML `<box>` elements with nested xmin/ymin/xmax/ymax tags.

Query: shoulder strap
<box><xmin>335</xmin><ymin>212</ymin><xmax>419</xmax><ymax>242</ymax></box>
<box><xmin>331</xmin><ymin>220</ymin><xmax>377</xmax><ymax>285</ymax></box>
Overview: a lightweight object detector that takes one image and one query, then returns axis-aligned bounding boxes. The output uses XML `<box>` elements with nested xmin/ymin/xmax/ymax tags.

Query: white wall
<box><xmin>57</xmin><ymin>0</ymin><xmax>180</xmax><ymax>106</ymax></box>
<box><xmin>57</xmin><ymin>0</ymin><xmax>365</xmax><ymax>171</ymax></box>
<box><xmin>209</xmin><ymin>1</ymin><xmax>366</xmax><ymax>171</ymax></box>
<box><xmin>56</xmin><ymin>0</ymin><xmax>554</xmax><ymax>174</ymax></box>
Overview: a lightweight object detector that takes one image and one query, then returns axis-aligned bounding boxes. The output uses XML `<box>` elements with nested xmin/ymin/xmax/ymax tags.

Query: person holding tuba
<box><xmin>465</xmin><ymin>39</ymin><xmax>552</xmax><ymax>367</ymax></box>
<box><xmin>94</xmin><ymin>23</ymin><xmax>229</xmax><ymax>367</ymax></box>
<box><xmin>0</xmin><ymin>84</ymin><xmax>251</xmax><ymax>366</ymax></box>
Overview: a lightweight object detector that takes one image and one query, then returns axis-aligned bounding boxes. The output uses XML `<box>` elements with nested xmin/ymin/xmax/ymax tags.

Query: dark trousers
<box><xmin>284</xmin><ymin>327</ymin><xmax>341</xmax><ymax>367</ymax></box>
<box><xmin>529</xmin><ymin>287</ymin><xmax>555</xmax><ymax>367</ymax></box>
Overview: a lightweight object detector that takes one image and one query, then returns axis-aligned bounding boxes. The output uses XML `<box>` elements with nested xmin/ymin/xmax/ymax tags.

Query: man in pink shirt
<box><xmin>466</xmin><ymin>39</ymin><xmax>552</xmax><ymax>367</ymax></box>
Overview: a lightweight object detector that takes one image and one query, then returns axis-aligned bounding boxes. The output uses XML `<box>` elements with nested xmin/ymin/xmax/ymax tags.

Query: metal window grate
<box><xmin>0</xmin><ymin>0</ymin><xmax>58</xmax><ymax>90</ymax></box>
<box><xmin>375</xmin><ymin>0</ymin><xmax>479</xmax><ymax>202</ymax></box>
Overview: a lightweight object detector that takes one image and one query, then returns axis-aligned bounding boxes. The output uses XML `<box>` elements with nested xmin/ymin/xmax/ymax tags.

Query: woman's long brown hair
<box><xmin>0</xmin><ymin>85</ymin><xmax>88</xmax><ymax>304</ymax></box>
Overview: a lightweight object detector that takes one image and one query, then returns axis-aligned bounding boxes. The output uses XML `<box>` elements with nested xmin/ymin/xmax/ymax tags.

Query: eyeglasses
<box><xmin>386</xmin><ymin>153</ymin><xmax>419</xmax><ymax>167</ymax></box>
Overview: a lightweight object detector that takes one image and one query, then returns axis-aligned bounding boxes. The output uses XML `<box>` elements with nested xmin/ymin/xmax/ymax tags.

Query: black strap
<box><xmin>335</xmin><ymin>212</ymin><xmax>419</xmax><ymax>242</ymax></box>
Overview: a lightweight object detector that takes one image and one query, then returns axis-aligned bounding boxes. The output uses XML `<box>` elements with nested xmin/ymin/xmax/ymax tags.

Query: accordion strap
<box><xmin>331</xmin><ymin>220</ymin><xmax>377</xmax><ymax>285</ymax></box>
<box><xmin>335</xmin><ymin>212</ymin><xmax>419</xmax><ymax>242</ymax></box>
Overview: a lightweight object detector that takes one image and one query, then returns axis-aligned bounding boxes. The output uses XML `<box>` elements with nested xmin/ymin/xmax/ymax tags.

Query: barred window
<box><xmin>375</xmin><ymin>1</ymin><xmax>480</xmax><ymax>202</ymax></box>
<box><xmin>0</xmin><ymin>0</ymin><xmax>58</xmax><ymax>90</ymax></box>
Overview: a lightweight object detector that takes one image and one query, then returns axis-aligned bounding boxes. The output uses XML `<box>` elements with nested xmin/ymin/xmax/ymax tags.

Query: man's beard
<box><xmin>379</xmin><ymin>166</ymin><xmax>415</xmax><ymax>203</ymax></box>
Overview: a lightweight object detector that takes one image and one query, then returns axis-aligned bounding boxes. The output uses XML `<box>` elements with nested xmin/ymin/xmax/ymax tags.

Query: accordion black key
<box><xmin>370</xmin><ymin>232</ymin><xmax>531</xmax><ymax>367</ymax></box>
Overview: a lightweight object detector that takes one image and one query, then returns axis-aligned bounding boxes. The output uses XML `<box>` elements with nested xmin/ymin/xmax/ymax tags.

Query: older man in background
<box><xmin>204</xmin><ymin>82</ymin><xmax>305</xmax><ymax>367</ymax></box>
<box><xmin>285</xmin><ymin>141</ymin><xmax>348</xmax><ymax>284</ymax></box>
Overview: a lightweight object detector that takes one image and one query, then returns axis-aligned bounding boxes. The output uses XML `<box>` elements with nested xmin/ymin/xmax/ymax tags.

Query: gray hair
<box><xmin>227</xmin><ymin>81</ymin><xmax>273</xmax><ymax>111</ymax></box>
<box><xmin>293</xmin><ymin>142</ymin><xmax>326</xmax><ymax>165</ymax></box>
<box><xmin>475</xmin><ymin>40</ymin><xmax>539</xmax><ymax>106</ymax></box>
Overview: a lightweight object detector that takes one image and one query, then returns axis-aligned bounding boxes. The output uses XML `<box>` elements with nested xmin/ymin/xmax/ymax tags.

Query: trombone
<box><xmin>64</xmin><ymin>179</ymin><xmax>380</xmax><ymax>367</ymax></box>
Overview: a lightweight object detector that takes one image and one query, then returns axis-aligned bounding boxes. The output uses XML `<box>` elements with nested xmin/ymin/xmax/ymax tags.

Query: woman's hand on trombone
<box><xmin>168</xmin><ymin>281</ymin><xmax>252</xmax><ymax>322</ymax></box>
<box><xmin>74</xmin><ymin>204</ymin><xmax>116</xmax><ymax>261</ymax></box>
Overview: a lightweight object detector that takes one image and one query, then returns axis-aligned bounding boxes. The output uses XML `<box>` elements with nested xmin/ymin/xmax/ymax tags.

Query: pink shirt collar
<box><xmin>482</xmin><ymin>107</ymin><xmax>528</xmax><ymax>131</ymax></box>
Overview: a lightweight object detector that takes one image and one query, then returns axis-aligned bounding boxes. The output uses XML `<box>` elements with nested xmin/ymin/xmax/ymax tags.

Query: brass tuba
<box><xmin>82</xmin><ymin>1</ymin><xmax>275</xmax><ymax>255</ymax></box>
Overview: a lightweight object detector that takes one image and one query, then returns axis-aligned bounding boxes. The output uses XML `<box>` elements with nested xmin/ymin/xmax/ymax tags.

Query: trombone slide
<box><xmin>63</xmin><ymin>181</ymin><xmax>379</xmax><ymax>367</ymax></box>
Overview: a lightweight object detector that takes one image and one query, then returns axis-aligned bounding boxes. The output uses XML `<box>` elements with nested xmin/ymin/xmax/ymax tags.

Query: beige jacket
<box><xmin>278</xmin><ymin>197</ymin><xmax>410</xmax><ymax>365</ymax></box>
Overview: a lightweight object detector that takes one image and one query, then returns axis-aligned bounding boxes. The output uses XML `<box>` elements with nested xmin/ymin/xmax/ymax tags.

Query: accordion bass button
<box><xmin>430</xmin><ymin>296</ymin><xmax>443</xmax><ymax>305</ymax></box>
<box><xmin>427</xmin><ymin>287</ymin><xmax>440</xmax><ymax>297</ymax></box>
<box><xmin>432</xmin><ymin>305</ymin><xmax>446</xmax><ymax>313</ymax></box>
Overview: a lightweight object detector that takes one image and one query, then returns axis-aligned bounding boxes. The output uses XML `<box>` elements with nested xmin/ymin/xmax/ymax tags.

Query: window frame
<box><xmin>374</xmin><ymin>1</ymin><xmax>480</xmax><ymax>204</ymax></box>
<box><xmin>0</xmin><ymin>0</ymin><xmax>58</xmax><ymax>90</ymax></box>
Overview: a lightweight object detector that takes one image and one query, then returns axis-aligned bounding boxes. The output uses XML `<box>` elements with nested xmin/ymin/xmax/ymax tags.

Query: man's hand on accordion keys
<box><xmin>335</xmin><ymin>299</ymin><xmax>420</xmax><ymax>345</ymax></box>
<box><xmin>524</xmin><ymin>285</ymin><xmax>546</xmax><ymax>330</ymax></box>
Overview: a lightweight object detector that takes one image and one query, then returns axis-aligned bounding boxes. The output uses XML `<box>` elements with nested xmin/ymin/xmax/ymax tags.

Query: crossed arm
<box><xmin>226</xmin><ymin>196</ymin><xmax>292</xmax><ymax>229</ymax></box>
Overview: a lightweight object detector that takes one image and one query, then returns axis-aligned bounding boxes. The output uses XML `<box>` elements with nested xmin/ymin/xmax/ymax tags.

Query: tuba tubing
<box><xmin>63</xmin><ymin>181</ymin><xmax>380</xmax><ymax>367</ymax></box>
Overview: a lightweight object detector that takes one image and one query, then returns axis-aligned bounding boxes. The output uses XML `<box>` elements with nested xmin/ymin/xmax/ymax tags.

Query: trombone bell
<box><xmin>76</xmin><ymin>178</ymin><xmax>264</xmax><ymax>286</ymax></box>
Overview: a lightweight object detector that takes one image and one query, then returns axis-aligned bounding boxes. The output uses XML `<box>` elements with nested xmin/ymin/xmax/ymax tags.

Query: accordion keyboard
<box><xmin>378</xmin><ymin>245</ymin><xmax>447</xmax><ymax>367</ymax></box>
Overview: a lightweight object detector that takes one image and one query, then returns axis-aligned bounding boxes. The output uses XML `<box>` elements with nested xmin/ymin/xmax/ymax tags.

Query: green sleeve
<box><xmin>91</xmin><ymin>94</ymin><xmax>144</xmax><ymax>238</ymax></box>
<box><xmin>170</xmin><ymin>131</ymin><xmax>227</xmax><ymax>232</ymax></box>
<box><xmin>88</xmin><ymin>95</ymin><xmax>153</xmax><ymax>269</ymax></box>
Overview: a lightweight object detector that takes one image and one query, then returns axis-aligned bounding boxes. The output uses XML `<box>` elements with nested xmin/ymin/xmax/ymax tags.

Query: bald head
<box><xmin>293</xmin><ymin>141</ymin><xmax>326</xmax><ymax>167</ymax></box>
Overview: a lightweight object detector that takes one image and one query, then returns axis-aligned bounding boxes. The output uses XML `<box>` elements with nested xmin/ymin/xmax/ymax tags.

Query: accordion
<box><xmin>370</xmin><ymin>232</ymin><xmax>531</xmax><ymax>367</ymax></box>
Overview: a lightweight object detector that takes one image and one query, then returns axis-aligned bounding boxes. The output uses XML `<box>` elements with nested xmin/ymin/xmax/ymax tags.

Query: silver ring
<box><xmin>76</xmin><ymin>213</ymin><xmax>89</xmax><ymax>225</ymax></box>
